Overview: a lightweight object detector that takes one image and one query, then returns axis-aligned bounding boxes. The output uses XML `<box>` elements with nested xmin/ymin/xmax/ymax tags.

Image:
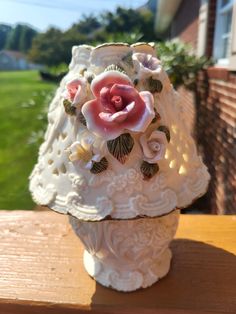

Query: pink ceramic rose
<box><xmin>81</xmin><ymin>71</ymin><xmax>155</xmax><ymax>140</ymax></box>
<box><xmin>64</xmin><ymin>77</ymin><xmax>87</xmax><ymax>106</ymax></box>
<box><xmin>140</xmin><ymin>130</ymin><xmax>167</xmax><ymax>163</ymax></box>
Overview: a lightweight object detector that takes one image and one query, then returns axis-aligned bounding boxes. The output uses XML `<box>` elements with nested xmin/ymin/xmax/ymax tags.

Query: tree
<box><xmin>0</xmin><ymin>24</ymin><xmax>12</xmax><ymax>50</ymax></box>
<box><xmin>28</xmin><ymin>6</ymin><xmax>157</xmax><ymax>66</ymax></box>
<box><xmin>100</xmin><ymin>7</ymin><xmax>156</xmax><ymax>42</ymax></box>
<box><xmin>19</xmin><ymin>26</ymin><xmax>38</xmax><ymax>52</ymax></box>
<box><xmin>61</xmin><ymin>30</ymin><xmax>87</xmax><ymax>64</ymax></box>
<box><xmin>5</xmin><ymin>24</ymin><xmax>23</xmax><ymax>51</ymax></box>
<box><xmin>5</xmin><ymin>24</ymin><xmax>37</xmax><ymax>52</ymax></box>
<box><xmin>70</xmin><ymin>14</ymin><xmax>101</xmax><ymax>35</ymax></box>
<box><xmin>29</xmin><ymin>28</ymin><xmax>65</xmax><ymax>66</ymax></box>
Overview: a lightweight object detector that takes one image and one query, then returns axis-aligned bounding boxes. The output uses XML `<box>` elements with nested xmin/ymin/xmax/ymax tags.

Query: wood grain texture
<box><xmin>0</xmin><ymin>211</ymin><xmax>235</xmax><ymax>314</ymax></box>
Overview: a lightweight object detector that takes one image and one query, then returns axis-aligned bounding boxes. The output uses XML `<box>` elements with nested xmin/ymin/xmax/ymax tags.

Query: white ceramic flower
<box><xmin>140</xmin><ymin>130</ymin><xmax>167</xmax><ymax>163</ymax></box>
<box><xmin>133</xmin><ymin>53</ymin><xmax>162</xmax><ymax>79</ymax></box>
<box><xmin>68</xmin><ymin>131</ymin><xmax>106</xmax><ymax>169</ymax></box>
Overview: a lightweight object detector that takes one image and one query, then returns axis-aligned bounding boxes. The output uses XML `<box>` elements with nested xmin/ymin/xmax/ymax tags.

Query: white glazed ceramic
<box><xmin>30</xmin><ymin>43</ymin><xmax>209</xmax><ymax>220</ymax></box>
<box><xmin>29</xmin><ymin>42</ymin><xmax>210</xmax><ymax>292</ymax></box>
<box><xmin>70</xmin><ymin>210</ymin><xmax>179</xmax><ymax>292</ymax></box>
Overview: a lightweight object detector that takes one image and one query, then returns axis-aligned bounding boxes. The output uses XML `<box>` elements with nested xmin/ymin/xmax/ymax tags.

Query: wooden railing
<box><xmin>0</xmin><ymin>211</ymin><xmax>235</xmax><ymax>313</ymax></box>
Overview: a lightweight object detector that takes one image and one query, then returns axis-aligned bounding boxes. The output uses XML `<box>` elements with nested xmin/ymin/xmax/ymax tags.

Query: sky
<box><xmin>0</xmin><ymin>0</ymin><xmax>147</xmax><ymax>31</ymax></box>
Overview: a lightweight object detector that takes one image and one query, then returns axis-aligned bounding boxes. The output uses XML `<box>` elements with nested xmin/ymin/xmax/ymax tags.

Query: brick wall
<box><xmin>170</xmin><ymin>0</ymin><xmax>200</xmax><ymax>50</ymax></box>
<box><xmin>167</xmin><ymin>0</ymin><xmax>236</xmax><ymax>213</ymax></box>
<box><xmin>196</xmin><ymin>68</ymin><xmax>236</xmax><ymax>214</ymax></box>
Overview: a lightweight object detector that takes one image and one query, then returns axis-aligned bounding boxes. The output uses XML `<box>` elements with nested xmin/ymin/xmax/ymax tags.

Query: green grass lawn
<box><xmin>0</xmin><ymin>71</ymin><xmax>57</xmax><ymax>209</ymax></box>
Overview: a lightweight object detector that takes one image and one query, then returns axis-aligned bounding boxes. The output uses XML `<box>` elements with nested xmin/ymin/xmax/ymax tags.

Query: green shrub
<box><xmin>47</xmin><ymin>63</ymin><xmax>68</xmax><ymax>75</ymax></box>
<box><xmin>156</xmin><ymin>40</ymin><xmax>212</xmax><ymax>90</ymax></box>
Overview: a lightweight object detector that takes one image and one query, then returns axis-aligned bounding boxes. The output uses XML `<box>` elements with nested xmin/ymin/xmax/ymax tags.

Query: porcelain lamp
<box><xmin>30</xmin><ymin>42</ymin><xmax>210</xmax><ymax>292</ymax></box>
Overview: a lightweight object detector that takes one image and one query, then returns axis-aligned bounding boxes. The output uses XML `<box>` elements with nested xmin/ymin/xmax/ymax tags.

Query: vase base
<box><xmin>83</xmin><ymin>248</ymin><xmax>172</xmax><ymax>292</ymax></box>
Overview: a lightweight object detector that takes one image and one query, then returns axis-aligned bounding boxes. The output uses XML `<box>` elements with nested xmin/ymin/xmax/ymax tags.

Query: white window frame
<box><xmin>197</xmin><ymin>0</ymin><xmax>209</xmax><ymax>57</ymax></box>
<box><xmin>229</xmin><ymin>2</ymin><xmax>236</xmax><ymax>69</ymax></box>
<box><xmin>213</xmin><ymin>0</ymin><xmax>234</xmax><ymax>66</ymax></box>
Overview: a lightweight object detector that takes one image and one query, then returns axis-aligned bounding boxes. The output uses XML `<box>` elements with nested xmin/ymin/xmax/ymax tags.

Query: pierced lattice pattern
<box><xmin>29</xmin><ymin>43</ymin><xmax>210</xmax><ymax>220</ymax></box>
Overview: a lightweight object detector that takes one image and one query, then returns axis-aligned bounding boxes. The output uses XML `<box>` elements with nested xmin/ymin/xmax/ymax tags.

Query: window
<box><xmin>213</xmin><ymin>0</ymin><xmax>234</xmax><ymax>65</ymax></box>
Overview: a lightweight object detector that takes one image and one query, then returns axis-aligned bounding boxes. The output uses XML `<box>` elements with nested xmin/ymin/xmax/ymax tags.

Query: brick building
<box><xmin>155</xmin><ymin>0</ymin><xmax>236</xmax><ymax>214</ymax></box>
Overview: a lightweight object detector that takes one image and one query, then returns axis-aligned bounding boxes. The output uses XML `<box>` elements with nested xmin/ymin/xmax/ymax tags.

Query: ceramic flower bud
<box><xmin>29</xmin><ymin>42</ymin><xmax>210</xmax><ymax>292</ymax></box>
<box><xmin>140</xmin><ymin>130</ymin><xmax>167</xmax><ymax>163</ymax></box>
<box><xmin>64</xmin><ymin>76</ymin><xmax>87</xmax><ymax>106</ymax></box>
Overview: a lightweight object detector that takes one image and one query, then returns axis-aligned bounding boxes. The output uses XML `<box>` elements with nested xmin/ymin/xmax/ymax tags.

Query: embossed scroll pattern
<box><xmin>70</xmin><ymin>210</ymin><xmax>179</xmax><ymax>291</ymax></box>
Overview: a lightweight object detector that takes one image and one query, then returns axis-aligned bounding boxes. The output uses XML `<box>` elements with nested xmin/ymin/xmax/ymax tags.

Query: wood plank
<box><xmin>0</xmin><ymin>211</ymin><xmax>235</xmax><ymax>313</ymax></box>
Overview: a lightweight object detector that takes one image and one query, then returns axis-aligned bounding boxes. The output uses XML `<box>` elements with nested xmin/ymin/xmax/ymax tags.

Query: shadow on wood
<box><xmin>90</xmin><ymin>239</ymin><xmax>236</xmax><ymax>314</ymax></box>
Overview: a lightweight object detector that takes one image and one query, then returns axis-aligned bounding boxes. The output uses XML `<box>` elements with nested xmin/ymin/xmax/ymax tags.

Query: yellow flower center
<box><xmin>76</xmin><ymin>145</ymin><xmax>92</xmax><ymax>162</ymax></box>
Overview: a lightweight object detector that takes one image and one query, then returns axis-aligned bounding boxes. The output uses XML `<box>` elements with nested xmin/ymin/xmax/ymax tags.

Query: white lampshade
<box><xmin>30</xmin><ymin>43</ymin><xmax>210</xmax><ymax>221</ymax></box>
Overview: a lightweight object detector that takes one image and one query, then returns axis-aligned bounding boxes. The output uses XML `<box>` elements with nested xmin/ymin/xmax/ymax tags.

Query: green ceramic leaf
<box><xmin>90</xmin><ymin>157</ymin><xmax>108</xmax><ymax>174</ymax></box>
<box><xmin>121</xmin><ymin>52</ymin><xmax>134</xmax><ymax>68</ymax></box>
<box><xmin>148</xmin><ymin>78</ymin><xmax>163</xmax><ymax>93</ymax></box>
<box><xmin>157</xmin><ymin>125</ymin><xmax>171</xmax><ymax>142</ymax></box>
<box><xmin>78</xmin><ymin>111</ymin><xmax>87</xmax><ymax>126</ymax></box>
<box><xmin>151</xmin><ymin>108</ymin><xmax>161</xmax><ymax>124</ymax></box>
<box><xmin>63</xmin><ymin>99</ymin><xmax>76</xmax><ymax>116</ymax></box>
<box><xmin>107</xmin><ymin>133</ymin><xmax>134</xmax><ymax>164</ymax></box>
<box><xmin>140</xmin><ymin>161</ymin><xmax>159</xmax><ymax>180</ymax></box>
